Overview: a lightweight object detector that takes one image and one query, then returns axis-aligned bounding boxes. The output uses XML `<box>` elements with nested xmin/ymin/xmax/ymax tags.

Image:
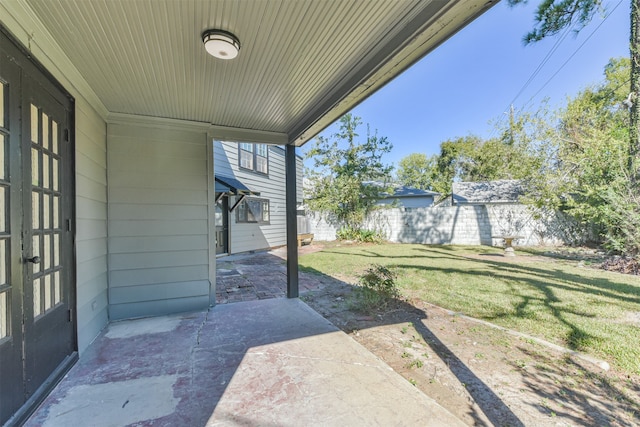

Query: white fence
<box><xmin>308</xmin><ymin>204</ymin><xmax>586</xmax><ymax>247</ymax></box>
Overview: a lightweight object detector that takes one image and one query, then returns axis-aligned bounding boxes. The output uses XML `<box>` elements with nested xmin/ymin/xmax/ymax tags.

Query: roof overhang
<box><xmin>1</xmin><ymin>0</ymin><xmax>497</xmax><ymax>146</ymax></box>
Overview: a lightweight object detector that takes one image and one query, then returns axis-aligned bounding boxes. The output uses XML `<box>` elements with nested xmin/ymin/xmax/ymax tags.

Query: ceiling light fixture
<box><xmin>202</xmin><ymin>29</ymin><xmax>241</xmax><ymax>60</ymax></box>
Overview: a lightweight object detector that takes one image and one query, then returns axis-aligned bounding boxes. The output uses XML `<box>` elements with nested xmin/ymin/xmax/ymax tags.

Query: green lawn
<box><xmin>299</xmin><ymin>243</ymin><xmax>640</xmax><ymax>375</ymax></box>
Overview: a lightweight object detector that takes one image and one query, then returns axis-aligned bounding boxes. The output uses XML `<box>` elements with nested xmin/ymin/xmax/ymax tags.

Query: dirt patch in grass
<box><xmin>533</xmin><ymin>246</ymin><xmax>640</xmax><ymax>276</ymax></box>
<box><xmin>601</xmin><ymin>257</ymin><xmax>640</xmax><ymax>276</ymax></box>
<box><xmin>301</xmin><ymin>275</ymin><xmax>640</xmax><ymax>426</ymax></box>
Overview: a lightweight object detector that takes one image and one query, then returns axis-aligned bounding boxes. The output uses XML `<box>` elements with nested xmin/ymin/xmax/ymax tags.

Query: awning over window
<box><xmin>215</xmin><ymin>181</ymin><xmax>231</xmax><ymax>193</ymax></box>
<box><xmin>215</xmin><ymin>174</ymin><xmax>260</xmax><ymax>196</ymax></box>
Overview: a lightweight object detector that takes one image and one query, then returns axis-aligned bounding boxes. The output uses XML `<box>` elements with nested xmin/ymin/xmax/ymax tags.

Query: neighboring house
<box><xmin>214</xmin><ymin>141</ymin><xmax>303</xmax><ymax>255</ymax></box>
<box><xmin>0</xmin><ymin>1</ymin><xmax>494</xmax><ymax>423</ymax></box>
<box><xmin>376</xmin><ymin>184</ymin><xmax>440</xmax><ymax>209</ymax></box>
<box><xmin>450</xmin><ymin>180</ymin><xmax>549</xmax><ymax>245</ymax></box>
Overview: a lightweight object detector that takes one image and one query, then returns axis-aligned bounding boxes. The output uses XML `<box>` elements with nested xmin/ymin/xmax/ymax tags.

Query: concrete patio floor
<box><xmin>25</xmin><ymin>297</ymin><xmax>465</xmax><ymax>426</ymax></box>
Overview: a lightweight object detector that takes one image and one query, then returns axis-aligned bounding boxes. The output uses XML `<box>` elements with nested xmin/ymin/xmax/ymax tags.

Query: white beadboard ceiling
<box><xmin>23</xmin><ymin>0</ymin><xmax>496</xmax><ymax>146</ymax></box>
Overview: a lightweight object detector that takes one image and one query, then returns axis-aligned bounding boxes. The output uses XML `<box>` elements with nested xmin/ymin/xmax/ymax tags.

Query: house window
<box><xmin>238</xmin><ymin>142</ymin><xmax>268</xmax><ymax>174</ymax></box>
<box><xmin>255</xmin><ymin>144</ymin><xmax>268</xmax><ymax>174</ymax></box>
<box><xmin>239</xmin><ymin>143</ymin><xmax>253</xmax><ymax>170</ymax></box>
<box><xmin>237</xmin><ymin>197</ymin><xmax>270</xmax><ymax>224</ymax></box>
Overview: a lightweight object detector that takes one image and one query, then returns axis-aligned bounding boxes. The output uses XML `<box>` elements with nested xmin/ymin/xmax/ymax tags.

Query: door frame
<box><xmin>1</xmin><ymin>24</ymin><xmax>78</xmax><ymax>427</ymax></box>
<box><xmin>215</xmin><ymin>193</ymin><xmax>230</xmax><ymax>256</ymax></box>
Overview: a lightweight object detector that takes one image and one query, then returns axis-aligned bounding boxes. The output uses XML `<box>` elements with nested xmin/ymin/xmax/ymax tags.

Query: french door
<box><xmin>0</xmin><ymin>28</ymin><xmax>76</xmax><ymax>425</ymax></box>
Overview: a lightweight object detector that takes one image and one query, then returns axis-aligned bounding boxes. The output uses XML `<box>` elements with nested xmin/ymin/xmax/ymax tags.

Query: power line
<box><xmin>524</xmin><ymin>0</ymin><xmax>624</xmax><ymax>105</ymax></box>
<box><xmin>490</xmin><ymin>0</ymin><xmax>624</xmax><ymax>138</ymax></box>
<box><xmin>507</xmin><ymin>25</ymin><xmax>573</xmax><ymax>108</ymax></box>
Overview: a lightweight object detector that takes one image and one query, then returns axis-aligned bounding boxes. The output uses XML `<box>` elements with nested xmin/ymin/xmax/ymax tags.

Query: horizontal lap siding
<box><xmin>75</xmin><ymin>98</ymin><xmax>109</xmax><ymax>354</ymax></box>
<box><xmin>108</xmin><ymin>123</ymin><xmax>211</xmax><ymax>320</ymax></box>
<box><xmin>215</xmin><ymin>142</ymin><xmax>302</xmax><ymax>254</ymax></box>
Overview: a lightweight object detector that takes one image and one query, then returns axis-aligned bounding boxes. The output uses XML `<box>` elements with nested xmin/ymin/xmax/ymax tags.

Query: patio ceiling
<box><xmin>19</xmin><ymin>0</ymin><xmax>496</xmax><ymax>145</ymax></box>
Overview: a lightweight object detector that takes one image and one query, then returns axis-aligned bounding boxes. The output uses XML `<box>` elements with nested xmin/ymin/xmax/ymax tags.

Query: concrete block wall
<box><xmin>308</xmin><ymin>204</ymin><xmax>577</xmax><ymax>247</ymax></box>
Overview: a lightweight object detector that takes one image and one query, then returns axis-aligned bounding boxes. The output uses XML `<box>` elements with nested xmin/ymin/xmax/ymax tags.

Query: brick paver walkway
<box><xmin>215</xmin><ymin>245</ymin><xmax>327</xmax><ymax>304</ymax></box>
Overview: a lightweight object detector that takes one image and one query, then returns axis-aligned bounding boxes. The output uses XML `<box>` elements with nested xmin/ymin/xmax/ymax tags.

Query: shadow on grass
<box><xmin>414</xmin><ymin>246</ymin><xmax>640</xmax><ymax>303</ymax></box>
<box><xmin>507</xmin><ymin>346</ymin><xmax>640</xmax><ymax>426</ymax></box>
<box><xmin>316</xmin><ymin>244</ymin><xmax>640</xmax><ymax>358</ymax></box>
<box><xmin>387</xmin><ymin>257</ymin><xmax>639</xmax><ymax>358</ymax></box>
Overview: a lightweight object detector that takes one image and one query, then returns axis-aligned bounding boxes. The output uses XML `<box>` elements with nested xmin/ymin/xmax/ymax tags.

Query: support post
<box><xmin>285</xmin><ymin>144</ymin><xmax>299</xmax><ymax>298</ymax></box>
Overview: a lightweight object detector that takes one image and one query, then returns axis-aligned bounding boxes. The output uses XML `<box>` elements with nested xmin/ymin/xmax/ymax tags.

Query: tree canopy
<box><xmin>396</xmin><ymin>112</ymin><xmax>546</xmax><ymax>195</ymax></box>
<box><xmin>507</xmin><ymin>0</ymin><xmax>603</xmax><ymax>43</ymax></box>
<box><xmin>304</xmin><ymin>114</ymin><xmax>393</xmax><ymax>230</ymax></box>
<box><xmin>526</xmin><ymin>57</ymin><xmax>639</xmax><ymax>255</ymax></box>
<box><xmin>396</xmin><ymin>153</ymin><xmax>438</xmax><ymax>191</ymax></box>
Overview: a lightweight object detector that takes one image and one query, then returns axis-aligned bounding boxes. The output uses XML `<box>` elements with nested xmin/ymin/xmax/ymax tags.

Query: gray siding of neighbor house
<box><xmin>108</xmin><ymin>120</ymin><xmax>213</xmax><ymax>320</ymax></box>
<box><xmin>75</xmin><ymin>98</ymin><xmax>109</xmax><ymax>353</ymax></box>
<box><xmin>214</xmin><ymin>141</ymin><xmax>302</xmax><ymax>254</ymax></box>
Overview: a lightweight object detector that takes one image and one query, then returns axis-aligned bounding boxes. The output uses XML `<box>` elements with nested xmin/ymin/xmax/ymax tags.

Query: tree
<box><xmin>432</xmin><ymin>136</ymin><xmax>480</xmax><ymax>194</ymax></box>
<box><xmin>524</xmin><ymin>58</ymin><xmax>640</xmax><ymax>255</ymax></box>
<box><xmin>396</xmin><ymin>153</ymin><xmax>438</xmax><ymax>190</ymax></box>
<box><xmin>418</xmin><ymin>120</ymin><xmax>546</xmax><ymax>195</ymax></box>
<box><xmin>508</xmin><ymin>0</ymin><xmax>640</xmax><ymax>256</ymax></box>
<box><xmin>304</xmin><ymin>114</ymin><xmax>393</xmax><ymax>230</ymax></box>
<box><xmin>507</xmin><ymin>0</ymin><xmax>640</xmax><ymax>184</ymax></box>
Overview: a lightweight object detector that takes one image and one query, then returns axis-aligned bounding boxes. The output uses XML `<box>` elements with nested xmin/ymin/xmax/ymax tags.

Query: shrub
<box><xmin>352</xmin><ymin>264</ymin><xmax>399</xmax><ymax>312</ymax></box>
<box><xmin>336</xmin><ymin>226</ymin><xmax>384</xmax><ymax>243</ymax></box>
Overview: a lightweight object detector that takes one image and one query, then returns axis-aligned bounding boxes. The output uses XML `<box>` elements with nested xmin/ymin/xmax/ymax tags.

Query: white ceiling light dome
<box><xmin>202</xmin><ymin>29</ymin><xmax>241</xmax><ymax>60</ymax></box>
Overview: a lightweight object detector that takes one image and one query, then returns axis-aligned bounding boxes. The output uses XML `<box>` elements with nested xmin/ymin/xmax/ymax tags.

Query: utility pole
<box><xmin>508</xmin><ymin>104</ymin><xmax>515</xmax><ymax>147</ymax></box>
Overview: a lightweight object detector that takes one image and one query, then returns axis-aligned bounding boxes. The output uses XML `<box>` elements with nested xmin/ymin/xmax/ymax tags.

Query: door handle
<box><xmin>26</xmin><ymin>256</ymin><xmax>41</xmax><ymax>264</ymax></box>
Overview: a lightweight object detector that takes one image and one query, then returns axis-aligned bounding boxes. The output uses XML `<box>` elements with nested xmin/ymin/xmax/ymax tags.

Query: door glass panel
<box><xmin>0</xmin><ymin>186</ymin><xmax>5</xmax><ymax>233</ymax></box>
<box><xmin>43</xmin><ymin>153</ymin><xmax>49</xmax><ymax>189</ymax></box>
<box><xmin>0</xmin><ymin>239</ymin><xmax>6</xmax><ymax>285</ymax></box>
<box><xmin>0</xmin><ymin>134</ymin><xmax>5</xmax><ymax>180</ymax></box>
<box><xmin>31</xmin><ymin>148</ymin><xmax>39</xmax><ymax>186</ymax></box>
<box><xmin>54</xmin><ymin>272</ymin><xmax>60</xmax><ymax>305</ymax></box>
<box><xmin>43</xmin><ymin>193</ymin><xmax>50</xmax><ymax>229</ymax></box>
<box><xmin>53</xmin><ymin>234</ymin><xmax>59</xmax><ymax>267</ymax></box>
<box><xmin>32</xmin><ymin>235</ymin><xmax>40</xmax><ymax>274</ymax></box>
<box><xmin>32</xmin><ymin>191</ymin><xmax>39</xmax><ymax>229</ymax></box>
<box><xmin>33</xmin><ymin>278</ymin><xmax>41</xmax><ymax>317</ymax></box>
<box><xmin>0</xmin><ymin>291</ymin><xmax>7</xmax><ymax>339</ymax></box>
<box><xmin>44</xmin><ymin>275</ymin><xmax>51</xmax><ymax>311</ymax></box>
<box><xmin>31</xmin><ymin>104</ymin><xmax>38</xmax><ymax>143</ymax></box>
<box><xmin>52</xmin><ymin>158</ymin><xmax>59</xmax><ymax>191</ymax></box>
<box><xmin>43</xmin><ymin>234</ymin><xmax>50</xmax><ymax>270</ymax></box>
<box><xmin>53</xmin><ymin>196</ymin><xmax>59</xmax><ymax>229</ymax></box>
<box><xmin>42</xmin><ymin>113</ymin><xmax>49</xmax><ymax>150</ymax></box>
<box><xmin>52</xmin><ymin>120</ymin><xmax>58</xmax><ymax>155</ymax></box>
<box><xmin>0</xmin><ymin>82</ymin><xmax>4</xmax><ymax>128</ymax></box>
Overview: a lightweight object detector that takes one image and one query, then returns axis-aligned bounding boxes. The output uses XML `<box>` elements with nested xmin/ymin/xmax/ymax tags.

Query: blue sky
<box><xmin>303</xmin><ymin>0</ymin><xmax>630</xmax><ymax>168</ymax></box>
